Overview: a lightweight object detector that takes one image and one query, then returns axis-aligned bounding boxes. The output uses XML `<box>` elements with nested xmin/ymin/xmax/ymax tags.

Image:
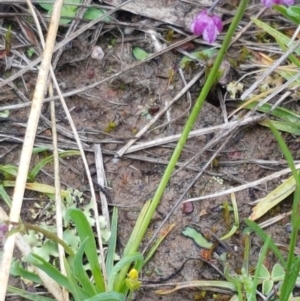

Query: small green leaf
<box><xmin>37</xmin><ymin>0</ymin><xmax>54</xmax><ymax>11</ymax></box>
<box><xmin>0</xmin><ymin>110</ymin><xmax>9</xmax><ymax>118</ymax></box>
<box><xmin>258</xmin><ymin>264</ymin><xmax>270</xmax><ymax>279</ymax></box>
<box><xmin>132</xmin><ymin>47</ymin><xmax>150</xmax><ymax>60</ymax></box>
<box><xmin>271</xmin><ymin>263</ymin><xmax>285</xmax><ymax>282</ymax></box>
<box><xmin>83</xmin><ymin>8</ymin><xmax>110</xmax><ymax>22</ymax></box>
<box><xmin>262</xmin><ymin>279</ymin><xmax>273</xmax><ymax>295</ymax></box>
<box><xmin>182</xmin><ymin>227</ymin><xmax>213</xmax><ymax>249</ymax></box>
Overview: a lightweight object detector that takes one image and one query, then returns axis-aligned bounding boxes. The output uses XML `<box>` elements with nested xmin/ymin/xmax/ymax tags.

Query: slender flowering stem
<box><xmin>207</xmin><ymin>0</ymin><xmax>222</xmax><ymax>14</ymax></box>
<box><xmin>114</xmin><ymin>0</ymin><xmax>250</xmax><ymax>292</ymax></box>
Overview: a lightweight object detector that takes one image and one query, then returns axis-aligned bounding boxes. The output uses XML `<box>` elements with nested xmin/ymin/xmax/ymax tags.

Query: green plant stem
<box><xmin>114</xmin><ymin>0</ymin><xmax>249</xmax><ymax>293</ymax></box>
<box><xmin>23</xmin><ymin>222</ymin><xmax>75</xmax><ymax>256</ymax></box>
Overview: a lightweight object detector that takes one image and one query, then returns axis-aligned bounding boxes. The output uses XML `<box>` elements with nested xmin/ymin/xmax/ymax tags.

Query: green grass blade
<box><xmin>108</xmin><ymin>252</ymin><xmax>144</xmax><ymax>292</ymax></box>
<box><xmin>66</xmin><ymin>208</ymin><xmax>105</xmax><ymax>292</ymax></box>
<box><xmin>259</xmin><ymin>119</ymin><xmax>300</xmax><ymax>135</ymax></box>
<box><xmin>114</xmin><ymin>0</ymin><xmax>250</xmax><ymax>291</ymax></box>
<box><xmin>0</xmin><ymin>164</ymin><xmax>18</xmax><ymax>178</ymax></box>
<box><xmin>252</xmin><ymin>18</ymin><xmax>300</xmax><ymax>55</ymax></box>
<box><xmin>106</xmin><ymin>207</ymin><xmax>118</xmax><ymax>278</ymax></box>
<box><xmin>29</xmin><ymin>150</ymin><xmax>80</xmax><ymax>181</ymax></box>
<box><xmin>236</xmin><ymin>101</ymin><xmax>300</xmax><ymax>123</ymax></box>
<box><xmin>281</xmin><ymin>257</ymin><xmax>300</xmax><ymax>301</ymax></box>
<box><xmin>7</xmin><ymin>286</ymin><xmax>55</xmax><ymax>301</ymax></box>
<box><xmin>0</xmin><ymin>184</ymin><xmax>12</xmax><ymax>208</ymax></box>
<box><xmin>72</xmin><ymin>238</ymin><xmax>98</xmax><ymax>296</ymax></box>
<box><xmin>84</xmin><ymin>292</ymin><xmax>125</xmax><ymax>301</ymax></box>
<box><xmin>25</xmin><ymin>254</ymin><xmax>71</xmax><ymax>290</ymax></box>
<box><xmin>10</xmin><ymin>260</ymin><xmax>42</xmax><ymax>284</ymax></box>
<box><xmin>248</xmin><ymin>235</ymin><xmax>271</xmax><ymax>301</ymax></box>
<box><xmin>244</xmin><ymin>219</ymin><xmax>286</xmax><ymax>267</ymax></box>
<box><xmin>267</xmin><ymin>122</ymin><xmax>300</xmax><ymax>300</ymax></box>
<box><xmin>64</xmin><ymin>257</ymin><xmax>87</xmax><ymax>301</ymax></box>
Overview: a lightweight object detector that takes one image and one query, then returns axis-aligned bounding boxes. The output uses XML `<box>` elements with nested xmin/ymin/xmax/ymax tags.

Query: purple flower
<box><xmin>261</xmin><ymin>0</ymin><xmax>294</xmax><ymax>7</ymax></box>
<box><xmin>190</xmin><ymin>10</ymin><xmax>223</xmax><ymax>44</ymax></box>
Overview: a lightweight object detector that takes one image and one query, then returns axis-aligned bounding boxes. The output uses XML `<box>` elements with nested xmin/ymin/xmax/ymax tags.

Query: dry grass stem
<box><xmin>94</xmin><ymin>144</ymin><xmax>110</xmax><ymax>229</ymax></box>
<box><xmin>123</xmin><ymin>115</ymin><xmax>263</xmax><ymax>155</ymax></box>
<box><xmin>184</xmin><ymin>163</ymin><xmax>300</xmax><ymax>203</ymax></box>
<box><xmin>0</xmin><ymin>0</ymin><xmax>64</xmax><ymax>297</ymax></box>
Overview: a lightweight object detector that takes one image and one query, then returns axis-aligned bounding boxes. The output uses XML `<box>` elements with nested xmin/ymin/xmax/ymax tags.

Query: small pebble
<box><xmin>182</xmin><ymin>201</ymin><xmax>194</xmax><ymax>214</ymax></box>
<box><xmin>91</xmin><ymin>46</ymin><xmax>104</xmax><ymax>60</ymax></box>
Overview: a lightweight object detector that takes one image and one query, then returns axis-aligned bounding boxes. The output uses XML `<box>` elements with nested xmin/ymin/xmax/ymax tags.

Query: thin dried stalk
<box><xmin>184</xmin><ymin>163</ymin><xmax>300</xmax><ymax>203</ymax></box>
<box><xmin>94</xmin><ymin>144</ymin><xmax>110</xmax><ymax>228</ymax></box>
<box><xmin>0</xmin><ymin>0</ymin><xmax>64</xmax><ymax>299</ymax></box>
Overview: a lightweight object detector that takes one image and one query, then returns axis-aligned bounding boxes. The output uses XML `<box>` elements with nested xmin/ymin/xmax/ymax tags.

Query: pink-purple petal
<box><xmin>212</xmin><ymin>15</ymin><xmax>223</xmax><ymax>31</ymax></box>
<box><xmin>283</xmin><ymin>0</ymin><xmax>294</xmax><ymax>4</ymax></box>
<box><xmin>261</xmin><ymin>0</ymin><xmax>294</xmax><ymax>6</ymax></box>
<box><xmin>190</xmin><ymin>10</ymin><xmax>222</xmax><ymax>44</ymax></box>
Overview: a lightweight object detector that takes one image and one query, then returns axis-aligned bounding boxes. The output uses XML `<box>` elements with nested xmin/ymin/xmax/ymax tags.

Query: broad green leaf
<box><xmin>66</xmin><ymin>208</ymin><xmax>105</xmax><ymax>292</ymax></box>
<box><xmin>274</xmin><ymin>5</ymin><xmax>300</xmax><ymax>25</ymax></box>
<box><xmin>72</xmin><ymin>238</ymin><xmax>99</xmax><ymax>296</ymax></box>
<box><xmin>7</xmin><ymin>286</ymin><xmax>55</xmax><ymax>301</ymax></box>
<box><xmin>182</xmin><ymin>226</ymin><xmax>213</xmax><ymax>249</ymax></box>
<box><xmin>132</xmin><ymin>47</ymin><xmax>150</xmax><ymax>60</ymax></box>
<box><xmin>287</xmin><ymin>6</ymin><xmax>300</xmax><ymax>19</ymax></box>
<box><xmin>83</xmin><ymin>8</ymin><xmax>110</xmax><ymax>22</ymax></box>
